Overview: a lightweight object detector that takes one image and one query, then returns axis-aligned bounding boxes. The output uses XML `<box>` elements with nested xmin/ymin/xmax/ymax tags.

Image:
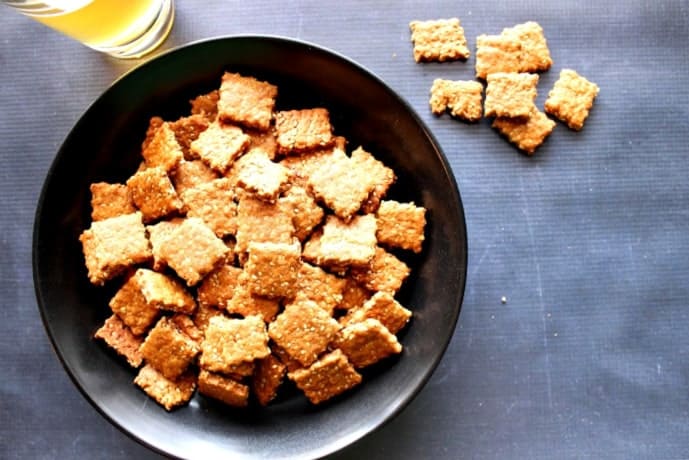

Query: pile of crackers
<box><xmin>409</xmin><ymin>18</ymin><xmax>600</xmax><ymax>154</ymax></box>
<box><xmin>80</xmin><ymin>71</ymin><xmax>427</xmax><ymax>410</ymax></box>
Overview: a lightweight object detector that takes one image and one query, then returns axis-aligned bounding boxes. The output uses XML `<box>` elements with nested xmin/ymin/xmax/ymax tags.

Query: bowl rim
<box><xmin>32</xmin><ymin>34</ymin><xmax>468</xmax><ymax>459</ymax></box>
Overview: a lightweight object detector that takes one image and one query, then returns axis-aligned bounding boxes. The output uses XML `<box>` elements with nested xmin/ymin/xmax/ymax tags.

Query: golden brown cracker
<box><xmin>190</xmin><ymin>89</ymin><xmax>219</xmax><ymax>121</ymax></box>
<box><xmin>94</xmin><ymin>315</ymin><xmax>144</xmax><ymax>368</ymax></box>
<box><xmin>334</xmin><ymin>318</ymin><xmax>402</xmax><ymax>368</ymax></box>
<box><xmin>134</xmin><ymin>364</ymin><xmax>196</xmax><ymax>411</ymax></box>
<box><xmin>544</xmin><ymin>69</ymin><xmax>600</xmax><ymax>131</ymax></box>
<box><xmin>197</xmin><ymin>263</ymin><xmax>242</xmax><ymax>309</ymax></box>
<box><xmin>429</xmin><ymin>79</ymin><xmax>484</xmax><ymax>122</ymax></box>
<box><xmin>200</xmin><ymin>315</ymin><xmax>270</xmax><ymax>372</ymax></box>
<box><xmin>171</xmin><ymin>160</ymin><xmax>219</xmax><ymax>196</ymax></box>
<box><xmin>181</xmin><ymin>177</ymin><xmax>238</xmax><ymax>238</ymax></box>
<box><xmin>190</xmin><ymin>121</ymin><xmax>250</xmax><ymax>174</ymax></box>
<box><xmin>235</xmin><ymin>194</ymin><xmax>295</xmax><ymax>255</ymax></box>
<box><xmin>146</xmin><ymin>217</ymin><xmax>184</xmax><ymax>271</ymax></box>
<box><xmin>502</xmin><ymin>21</ymin><xmax>552</xmax><ymax>72</ymax></box>
<box><xmin>350</xmin><ymin>246</ymin><xmax>411</xmax><ymax>294</ymax></box>
<box><xmin>409</xmin><ymin>18</ymin><xmax>470</xmax><ymax>62</ymax></box>
<box><xmin>218</xmin><ymin>72</ymin><xmax>278</xmax><ymax>131</ymax></box>
<box><xmin>288</xmin><ymin>349</ymin><xmax>362</xmax><ymax>405</ymax></box>
<box><xmin>89</xmin><ymin>182</ymin><xmax>136</xmax><ymax>221</ymax></box>
<box><xmin>279</xmin><ymin>185</ymin><xmax>324</xmax><ymax>241</ymax></box>
<box><xmin>139</xmin><ymin>317</ymin><xmax>200</xmax><ymax>380</ymax></box>
<box><xmin>126</xmin><ymin>166</ymin><xmax>184</xmax><ymax>223</ymax></box>
<box><xmin>141</xmin><ymin>121</ymin><xmax>184</xmax><ymax>172</ymax></box>
<box><xmin>492</xmin><ymin>108</ymin><xmax>556</xmax><ymax>154</ymax></box>
<box><xmin>475</xmin><ymin>34</ymin><xmax>522</xmax><ymax>79</ymax></box>
<box><xmin>484</xmin><ymin>72</ymin><xmax>539</xmax><ymax>119</ymax></box>
<box><xmin>375</xmin><ymin>200</ymin><xmax>427</xmax><ymax>253</ymax></box>
<box><xmin>253</xmin><ymin>354</ymin><xmax>287</xmax><ymax>406</ymax></box>
<box><xmin>234</xmin><ymin>150</ymin><xmax>292</xmax><ymax>202</ymax></box>
<box><xmin>198</xmin><ymin>369</ymin><xmax>250</xmax><ymax>407</ymax></box>
<box><xmin>341</xmin><ymin>291</ymin><xmax>411</xmax><ymax>334</ymax></box>
<box><xmin>294</xmin><ymin>263</ymin><xmax>346</xmax><ymax>316</ymax></box>
<box><xmin>244</xmin><ymin>241</ymin><xmax>302</xmax><ymax>299</ymax></box>
<box><xmin>274</xmin><ymin>108</ymin><xmax>334</xmax><ymax>154</ymax></box>
<box><xmin>225</xmin><ymin>280</ymin><xmax>281</xmax><ymax>323</ymax></box>
<box><xmin>169</xmin><ymin>114</ymin><xmax>210</xmax><ymax>160</ymax></box>
<box><xmin>134</xmin><ymin>268</ymin><xmax>196</xmax><ymax>315</ymax></box>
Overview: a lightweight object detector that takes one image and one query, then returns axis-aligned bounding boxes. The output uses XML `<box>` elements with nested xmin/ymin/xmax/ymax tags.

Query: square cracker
<box><xmin>79</xmin><ymin>212</ymin><xmax>152</xmax><ymax>285</ymax></box>
<box><xmin>157</xmin><ymin>217</ymin><xmax>229</xmax><ymax>286</ymax></box>
<box><xmin>94</xmin><ymin>315</ymin><xmax>144</xmax><ymax>368</ymax></box>
<box><xmin>189</xmin><ymin>121</ymin><xmax>250</xmax><ymax>174</ymax></box>
<box><xmin>252</xmin><ymin>354</ymin><xmax>287</xmax><ymax>406</ymax></box>
<box><xmin>429</xmin><ymin>79</ymin><xmax>483</xmax><ymax>122</ymax></box>
<box><xmin>226</xmin><ymin>280</ymin><xmax>280</xmax><ymax>323</ymax></box>
<box><xmin>279</xmin><ymin>143</ymin><xmax>342</xmax><ymax>189</ymax></box>
<box><xmin>198</xmin><ymin>369</ymin><xmax>250</xmax><ymax>407</ymax></box>
<box><xmin>171</xmin><ymin>160</ymin><xmax>219</xmax><ymax>196</ymax></box>
<box><xmin>197</xmin><ymin>263</ymin><xmax>242</xmax><ymax>309</ymax></box>
<box><xmin>350</xmin><ymin>246</ymin><xmax>411</xmax><ymax>294</ymax></box>
<box><xmin>475</xmin><ymin>34</ymin><xmax>522</xmax><ymax>80</ymax></box>
<box><xmin>235</xmin><ymin>194</ymin><xmax>295</xmax><ymax>255</ymax></box>
<box><xmin>338</xmin><ymin>277</ymin><xmax>371</xmax><ymax>311</ymax></box>
<box><xmin>268</xmin><ymin>299</ymin><xmax>341</xmax><ymax>367</ymax></box>
<box><xmin>141</xmin><ymin>121</ymin><xmax>184</xmax><ymax>172</ymax></box>
<box><xmin>181</xmin><ymin>177</ymin><xmax>238</xmax><ymax>237</ymax></box>
<box><xmin>126</xmin><ymin>166</ymin><xmax>184</xmax><ymax>223</ymax></box>
<box><xmin>170</xmin><ymin>313</ymin><xmax>204</xmax><ymax>344</ymax></box>
<box><xmin>134</xmin><ymin>364</ymin><xmax>196</xmax><ymax>411</ymax></box>
<box><xmin>484</xmin><ymin>72</ymin><xmax>539</xmax><ymax>119</ymax></box>
<box><xmin>340</xmin><ymin>291</ymin><xmax>411</xmax><ymax>334</ymax></box>
<box><xmin>303</xmin><ymin>214</ymin><xmax>377</xmax><ymax>269</ymax></box>
<box><xmin>146</xmin><ymin>217</ymin><xmax>184</xmax><ymax>271</ymax></box>
<box><xmin>234</xmin><ymin>150</ymin><xmax>292</xmax><ymax>202</ymax></box>
<box><xmin>375</xmin><ymin>200</ymin><xmax>427</xmax><ymax>253</ymax></box>
<box><xmin>218</xmin><ymin>72</ymin><xmax>278</xmax><ymax>131</ymax></box>
<box><xmin>169</xmin><ymin>114</ymin><xmax>210</xmax><ymax>160</ymax></box>
<box><xmin>108</xmin><ymin>272</ymin><xmax>159</xmax><ymax>336</ymax></box>
<box><xmin>544</xmin><ymin>69</ymin><xmax>600</xmax><ymax>131</ymax></box>
<box><xmin>279</xmin><ymin>185</ymin><xmax>324</xmax><ymax>242</ymax></box>
<box><xmin>501</xmin><ymin>21</ymin><xmax>552</xmax><ymax>73</ymax></box>
<box><xmin>200</xmin><ymin>315</ymin><xmax>270</xmax><ymax>372</ymax></box>
<box><xmin>246</xmin><ymin>128</ymin><xmax>278</xmax><ymax>160</ymax></box>
<box><xmin>90</xmin><ymin>182</ymin><xmax>136</xmax><ymax>221</ymax></box>
<box><xmin>244</xmin><ymin>241</ymin><xmax>301</xmax><ymax>299</ymax></box>
<box><xmin>492</xmin><ymin>108</ymin><xmax>556</xmax><ymax>154</ymax></box>
<box><xmin>134</xmin><ymin>268</ymin><xmax>196</xmax><ymax>315</ymax></box>
<box><xmin>190</xmin><ymin>89</ymin><xmax>219</xmax><ymax>121</ymax></box>
<box><xmin>274</xmin><ymin>108</ymin><xmax>334</xmax><ymax>154</ymax></box>
<box><xmin>288</xmin><ymin>349</ymin><xmax>362</xmax><ymax>405</ymax></box>
<box><xmin>294</xmin><ymin>262</ymin><xmax>346</xmax><ymax>316</ymax></box>
<box><xmin>139</xmin><ymin>316</ymin><xmax>200</xmax><ymax>380</ymax></box>
<box><xmin>333</xmin><ymin>318</ymin><xmax>402</xmax><ymax>368</ymax></box>
<box><xmin>409</xmin><ymin>18</ymin><xmax>470</xmax><ymax>62</ymax></box>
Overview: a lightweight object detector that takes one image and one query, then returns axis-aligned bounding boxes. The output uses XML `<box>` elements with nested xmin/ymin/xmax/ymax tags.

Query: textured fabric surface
<box><xmin>1</xmin><ymin>1</ymin><xmax>689</xmax><ymax>458</ymax></box>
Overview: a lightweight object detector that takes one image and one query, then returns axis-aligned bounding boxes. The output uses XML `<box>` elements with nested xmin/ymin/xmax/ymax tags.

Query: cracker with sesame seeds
<box><xmin>171</xmin><ymin>160</ymin><xmax>219</xmax><ymax>196</ymax></box>
<box><xmin>134</xmin><ymin>364</ymin><xmax>196</xmax><ymax>411</ymax></box>
<box><xmin>146</xmin><ymin>217</ymin><xmax>184</xmax><ymax>271</ymax></box>
<box><xmin>268</xmin><ymin>299</ymin><xmax>341</xmax><ymax>367</ymax></box>
<box><xmin>334</xmin><ymin>318</ymin><xmax>402</xmax><ymax>368</ymax></box>
<box><xmin>492</xmin><ymin>108</ymin><xmax>556</xmax><ymax>154</ymax></box>
<box><xmin>142</xmin><ymin>116</ymin><xmax>164</xmax><ymax>152</ymax></box>
<box><xmin>235</xmin><ymin>194</ymin><xmax>295</xmax><ymax>256</ymax></box>
<box><xmin>170</xmin><ymin>313</ymin><xmax>204</xmax><ymax>344</ymax></box>
<box><xmin>544</xmin><ymin>69</ymin><xmax>600</xmax><ymax>131</ymax></box>
<box><xmin>90</xmin><ymin>182</ymin><xmax>136</xmax><ymax>221</ymax></box>
<box><xmin>429</xmin><ymin>79</ymin><xmax>484</xmax><ymax>122</ymax></box>
<box><xmin>218</xmin><ymin>72</ymin><xmax>278</xmax><ymax>131</ymax></box>
<box><xmin>198</xmin><ymin>369</ymin><xmax>250</xmax><ymax>407</ymax></box>
<box><xmin>157</xmin><ymin>217</ymin><xmax>229</xmax><ymax>286</ymax></box>
<box><xmin>350</xmin><ymin>246</ymin><xmax>411</xmax><ymax>294</ymax></box>
<box><xmin>192</xmin><ymin>304</ymin><xmax>226</xmax><ymax>333</ymax></box>
<box><xmin>253</xmin><ymin>354</ymin><xmax>287</xmax><ymax>406</ymax></box>
<box><xmin>375</xmin><ymin>200</ymin><xmax>427</xmax><ymax>253</ymax></box>
<box><xmin>190</xmin><ymin>121</ymin><xmax>250</xmax><ymax>174</ymax></box>
<box><xmin>275</xmin><ymin>108</ymin><xmax>334</xmax><ymax>154</ymax></box>
<box><xmin>304</xmin><ymin>214</ymin><xmax>377</xmax><ymax>269</ymax></box>
<box><xmin>190</xmin><ymin>89</ymin><xmax>219</xmax><ymax>121</ymax></box>
<box><xmin>338</xmin><ymin>277</ymin><xmax>371</xmax><ymax>311</ymax></box>
<box><xmin>108</xmin><ymin>272</ymin><xmax>160</xmax><ymax>336</ymax></box>
<box><xmin>245</xmin><ymin>241</ymin><xmax>301</xmax><ymax>299</ymax></box>
<box><xmin>475</xmin><ymin>34</ymin><xmax>522</xmax><ymax>80</ymax></box>
<box><xmin>79</xmin><ymin>211</ymin><xmax>152</xmax><ymax>285</ymax></box>
<box><xmin>141</xmin><ymin>121</ymin><xmax>184</xmax><ymax>172</ymax></box>
<box><xmin>181</xmin><ymin>177</ymin><xmax>238</xmax><ymax>238</ymax></box>
<box><xmin>279</xmin><ymin>143</ymin><xmax>342</xmax><ymax>188</ymax></box>
<box><xmin>409</xmin><ymin>18</ymin><xmax>470</xmax><ymax>63</ymax></box>
<box><xmin>197</xmin><ymin>263</ymin><xmax>242</xmax><ymax>309</ymax></box>
<box><xmin>484</xmin><ymin>72</ymin><xmax>539</xmax><ymax>119</ymax></box>
<box><xmin>234</xmin><ymin>150</ymin><xmax>292</xmax><ymax>202</ymax></box>
<box><xmin>134</xmin><ymin>268</ymin><xmax>196</xmax><ymax>315</ymax></box>
<box><xmin>169</xmin><ymin>114</ymin><xmax>210</xmax><ymax>160</ymax></box>
<box><xmin>340</xmin><ymin>291</ymin><xmax>411</xmax><ymax>334</ymax></box>
<box><xmin>246</xmin><ymin>128</ymin><xmax>278</xmax><ymax>160</ymax></box>
<box><xmin>294</xmin><ymin>262</ymin><xmax>346</xmax><ymax>316</ymax></box>
<box><xmin>279</xmin><ymin>185</ymin><xmax>324</xmax><ymax>241</ymax></box>
<box><xmin>226</xmin><ymin>281</ymin><xmax>281</xmax><ymax>323</ymax></box>
<box><xmin>271</xmin><ymin>344</ymin><xmax>303</xmax><ymax>373</ymax></box>
<box><xmin>501</xmin><ymin>21</ymin><xmax>552</xmax><ymax>73</ymax></box>
<box><xmin>350</xmin><ymin>147</ymin><xmax>396</xmax><ymax>207</ymax></box>
<box><xmin>94</xmin><ymin>315</ymin><xmax>144</xmax><ymax>368</ymax></box>
<box><xmin>288</xmin><ymin>349</ymin><xmax>362</xmax><ymax>405</ymax></box>
<box><xmin>139</xmin><ymin>316</ymin><xmax>200</xmax><ymax>380</ymax></box>
<box><xmin>126</xmin><ymin>166</ymin><xmax>184</xmax><ymax>223</ymax></box>
<box><xmin>200</xmin><ymin>315</ymin><xmax>270</xmax><ymax>373</ymax></box>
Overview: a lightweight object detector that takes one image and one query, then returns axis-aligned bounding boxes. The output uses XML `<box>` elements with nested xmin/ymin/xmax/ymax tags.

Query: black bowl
<box><xmin>32</xmin><ymin>36</ymin><xmax>467</xmax><ymax>459</ymax></box>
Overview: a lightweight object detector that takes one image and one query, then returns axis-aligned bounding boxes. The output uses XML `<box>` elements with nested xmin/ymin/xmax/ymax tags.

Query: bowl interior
<box><xmin>33</xmin><ymin>36</ymin><xmax>467</xmax><ymax>459</ymax></box>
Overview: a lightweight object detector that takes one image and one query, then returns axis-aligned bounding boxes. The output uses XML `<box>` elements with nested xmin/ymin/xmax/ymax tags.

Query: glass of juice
<box><xmin>2</xmin><ymin>0</ymin><xmax>175</xmax><ymax>59</ymax></box>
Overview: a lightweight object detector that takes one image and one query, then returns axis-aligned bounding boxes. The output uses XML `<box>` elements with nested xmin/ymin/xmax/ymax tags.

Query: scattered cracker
<box><xmin>544</xmin><ymin>69</ymin><xmax>600</xmax><ymax>130</ymax></box>
<box><xmin>234</xmin><ymin>150</ymin><xmax>292</xmax><ymax>202</ymax></box>
<box><xmin>294</xmin><ymin>263</ymin><xmax>346</xmax><ymax>316</ymax></box>
<box><xmin>226</xmin><ymin>280</ymin><xmax>281</xmax><ymax>323</ymax></box>
<box><xmin>429</xmin><ymin>79</ymin><xmax>483</xmax><ymax>122</ymax></box>
<box><xmin>198</xmin><ymin>369</ymin><xmax>250</xmax><ymax>407</ymax></box>
<box><xmin>334</xmin><ymin>318</ymin><xmax>402</xmax><ymax>368</ymax></box>
<box><xmin>190</xmin><ymin>89</ymin><xmax>219</xmax><ymax>121</ymax></box>
<box><xmin>375</xmin><ymin>200</ymin><xmax>427</xmax><ymax>253</ymax></box>
<box><xmin>170</xmin><ymin>160</ymin><xmax>219</xmax><ymax>196</ymax></box>
<box><xmin>274</xmin><ymin>108</ymin><xmax>334</xmax><ymax>154</ymax></box>
<box><xmin>484</xmin><ymin>72</ymin><xmax>539</xmax><ymax>119</ymax></box>
<box><xmin>350</xmin><ymin>146</ymin><xmax>396</xmax><ymax>209</ymax></box>
<box><xmin>126</xmin><ymin>166</ymin><xmax>184</xmax><ymax>223</ymax></box>
<box><xmin>245</xmin><ymin>241</ymin><xmax>301</xmax><ymax>299</ymax></box>
<box><xmin>108</xmin><ymin>272</ymin><xmax>160</xmax><ymax>336</ymax></box>
<box><xmin>279</xmin><ymin>185</ymin><xmax>324</xmax><ymax>241</ymax></box>
<box><xmin>200</xmin><ymin>315</ymin><xmax>270</xmax><ymax>372</ymax></box>
<box><xmin>475</xmin><ymin>34</ymin><xmax>522</xmax><ymax>80</ymax></box>
<box><xmin>94</xmin><ymin>315</ymin><xmax>144</xmax><ymax>368</ymax></box>
<box><xmin>253</xmin><ymin>354</ymin><xmax>287</xmax><ymax>406</ymax></box>
<box><xmin>218</xmin><ymin>72</ymin><xmax>278</xmax><ymax>131</ymax></box>
<box><xmin>134</xmin><ymin>268</ymin><xmax>196</xmax><ymax>315</ymax></box>
<box><xmin>141</xmin><ymin>121</ymin><xmax>184</xmax><ymax>172</ymax></box>
<box><xmin>502</xmin><ymin>21</ymin><xmax>552</xmax><ymax>73</ymax></box>
<box><xmin>409</xmin><ymin>18</ymin><xmax>470</xmax><ymax>62</ymax></box>
<box><xmin>139</xmin><ymin>316</ymin><xmax>200</xmax><ymax>380</ymax></box>
<box><xmin>197</xmin><ymin>263</ymin><xmax>242</xmax><ymax>309</ymax></box>
<box><xmin>338</xmin><ymin>277</ymin><xmax>371</xmax><ymax>311</ymax></box>
<box><xmin>79</xmin><ymin>212</ymin><xmax>152</xmax><ymax>285</ymax></box>
<box><xmin>157</xmin><ymin>217</ymin><xmax>229</xmax><ymax>286</ymax></box>
<box><xmin>134</xmin><ymin>364</ymin><xmax>196</xmax><ymax>411</ymax></box>
<box><xmin>90</xmin><ymin>182</ymin><xmax>136</xmax><ymax>221</ymax></box>
<box><xmin>181</xmin><ymin>177</ymin><xmax>238</xmax><ymax>237</ymax></box>
<box><xmin>190</xmin><ymin>121</ymin><xmax>250</xmax><ymax>174</ymax></box>
<box><xmin>288</xmin><ymin>349</ymin><xmax>362</xmax><ymax>404</ymax></box>
<box><xmin>268</xmin><ymin>299</ymin><xmax>341</xmax><ymax>367</ymax></box>
<box><xmin>169</xmin><ymin>114</ymin><xmax>210</xmax><ymax>160</ymax></box>
<box><xmin>235</xmin><ymin>194</ymin><xmax>295</xmax><ymax>255</ymax></box>
<box><xmin>351</xmin><ymin>246</ymin><xmax>411</xmax><ymax>294</ymax></box>
<box><xmin>341</xmin><ymin>291</ymin><xmax>411</xmax><ymax>334</ymax></box>
<box><xmin>492</xmin><ymin>108</ymin><xmax>556</xmax><ymax>154</ymax></box>
<box><xmin>146</xmin><ymin>217</ymin><xmax>184</xmax><ymax>271</ymax></box>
